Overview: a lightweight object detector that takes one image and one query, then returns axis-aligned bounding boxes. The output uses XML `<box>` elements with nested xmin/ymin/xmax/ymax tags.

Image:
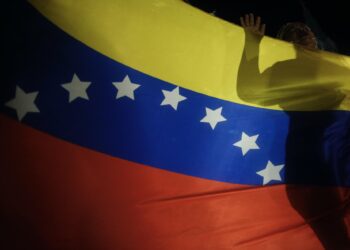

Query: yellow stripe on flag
<box><xmin>29</xmin><ymin>0</ymin><xmax>350</xmax><ymax>110</ymax></box>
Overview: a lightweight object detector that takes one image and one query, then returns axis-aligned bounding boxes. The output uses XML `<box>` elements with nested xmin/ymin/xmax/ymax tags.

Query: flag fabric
<box><xmin>1</xmin><ymin>0</ymin><xmax>350</xmax><ymax>249</ymax></box>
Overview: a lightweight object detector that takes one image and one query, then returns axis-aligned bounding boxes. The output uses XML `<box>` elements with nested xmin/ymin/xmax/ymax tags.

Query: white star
<box><xmin>112</xmin><ymin>75</ymin><xmax>140</xmax><ymax>100</ymax></box>
<box><xmin>161</xmin><ymin>86</ymin><xmax>187</xmax><ymax>110</ymax></box>
<box><xmin>200</xmin><ymin>107</ymin><xmax>226</xmax><ymax>130</ymax></box>
<box><xmin>233</xmin><ymin>132</ymin><xmax>260</xmax><ymax>156</ymax></box>
<box><xmin>256</xmin><ymin>161</ymin><xmax>284</xmax><ymax>185</ymax></box>
<box><xmin>61</xmin><ymin>74</ymin><xmax>91</xmax><ymax>103</ymax></box>
<box><xmin>5</xmin><ymin>86</ymin><xmax>40</xmax><ymax>121</ymax></box>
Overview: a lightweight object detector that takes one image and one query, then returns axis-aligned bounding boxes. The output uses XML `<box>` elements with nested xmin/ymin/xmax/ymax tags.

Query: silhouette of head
<box><xmin>277</xmin><ymin>22</ymin><xmax>318</xmax><ymax>49</ymax></box>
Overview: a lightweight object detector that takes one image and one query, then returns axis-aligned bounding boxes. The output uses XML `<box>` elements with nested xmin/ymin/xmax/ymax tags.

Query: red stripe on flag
<box><xmin>1</xmin><ymin>114</ymin><xmax>348</xmax><ymax>249</ymax></box>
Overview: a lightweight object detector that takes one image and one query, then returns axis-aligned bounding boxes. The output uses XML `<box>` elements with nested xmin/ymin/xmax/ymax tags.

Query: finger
<box><xmin>249</xmin><ymin>13</ymin><xmax>254</xmax><ymax>27</ymax></box>
<box><xmin>240</xmin><ymin>17</ymin><xmax>246</xmax><ymax>27</ymax></box>
<box><xmin>245</xmin><ymin>14</ymin><xmax>250</xmax><ymax>26</ymax></box>
<box><xmin>255</xmin><ymin>16</ymin><xmax>261</xmax><ymax>29</ymax></box>
<box><xmin>260</xmin><ymin>24</ymin><xmax>266</xmax><ymax>35</ymax></box>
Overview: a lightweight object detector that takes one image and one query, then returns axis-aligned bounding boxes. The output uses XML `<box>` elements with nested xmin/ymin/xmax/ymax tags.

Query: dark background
<box><xmin>2</xmin><ymin>1</ymin><xmax>349</xmax><ymax>55</ymax></box>
<box><xmin>186</xmin><ymin>0</ymin><xmax>350</xmax><ymax>55</ymax></box>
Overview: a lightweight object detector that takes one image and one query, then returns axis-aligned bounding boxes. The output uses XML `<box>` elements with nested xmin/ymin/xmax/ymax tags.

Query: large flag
<box><xmin>1</xmin><ymin>0</ymin><xmax>350</xmax><ymax>249</ymax></box>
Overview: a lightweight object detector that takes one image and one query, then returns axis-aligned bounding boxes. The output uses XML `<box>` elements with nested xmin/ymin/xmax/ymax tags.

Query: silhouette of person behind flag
<box><xmin>238</xmin><ymin>13</ymin><xmax>350</xmax><ymax>249</ymax></box>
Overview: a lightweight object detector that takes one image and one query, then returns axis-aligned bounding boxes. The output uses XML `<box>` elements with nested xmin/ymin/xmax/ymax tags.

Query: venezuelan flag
<box><xmin>1</xmin><ymin>0</ymin><xmax>350</xmax><ymax>249</ymax></box>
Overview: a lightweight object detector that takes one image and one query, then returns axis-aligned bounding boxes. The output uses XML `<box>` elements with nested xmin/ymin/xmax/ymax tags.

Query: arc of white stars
<box><xmin>161</xmin><ymin>86</ymin><xmax>187</xmax><ymax>110</ymax></box>
<box><xmin>200</xmin><ymin>107</ymin><xmax>226</xmax><ymax>130</ymax></box>
<box><xmin>61</xmin><ymin>73</ymin><xmax>91</xmax><ymax>103</ymax></box>
<box><xmin>256</xmin><ymin>161</ymin><xmax>284</xmax><ymax>185</ymax></box>
<box><xmin>5</xmin><ymin>86</ymin><xmax>40</xmax><ymax>121</ymax></box>
<box><xmin>112</xmin><ymin>75</ymin><xmax>140</xmax><ymax>100</ymax></box>
<box><xmin>233</xmin><ymin>132</ymin><xmax>260</xmax><ymax>156</ymax></box>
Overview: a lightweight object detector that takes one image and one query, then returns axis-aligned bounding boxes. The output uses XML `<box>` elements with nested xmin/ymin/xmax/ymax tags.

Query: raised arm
<box><xmin>240</xmin><ymin>13</ymin><xmax>265</xmax><ymax>36</ymax></box>
<box><xmin>236</xmin><ymin>13</ymin><xmax>270</xmax><ymax>104</ymax></box>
